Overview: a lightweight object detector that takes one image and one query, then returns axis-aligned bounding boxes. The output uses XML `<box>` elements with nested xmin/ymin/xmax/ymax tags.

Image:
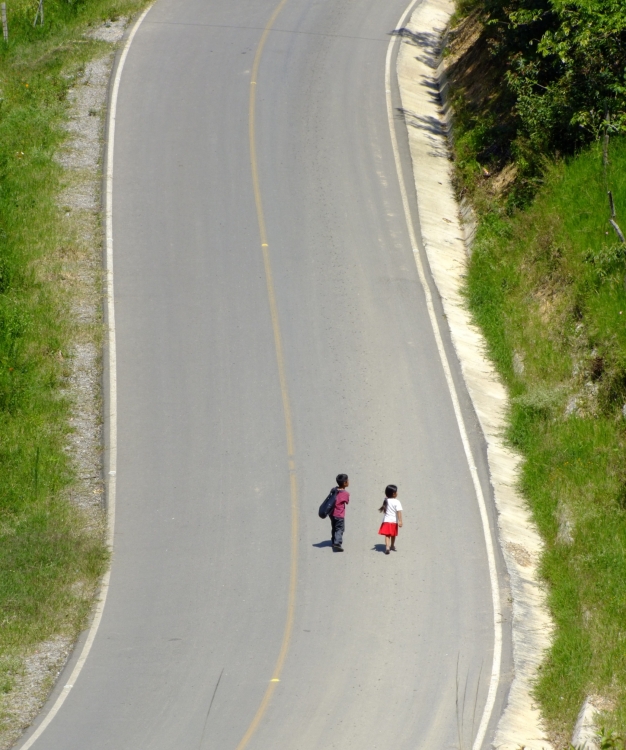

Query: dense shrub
<box><xmin>451</xmin><ymin>0</ymin><xmax>626</xmax><ymax>202</ymax></box>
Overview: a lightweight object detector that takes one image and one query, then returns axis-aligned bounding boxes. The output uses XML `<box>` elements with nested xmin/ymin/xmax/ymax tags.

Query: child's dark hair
<box><xmin>336</xmin><ymin>473</ymin><xmax>348</xmax><ymax>488</ymax></box>
<box><xmin>379</xmin><ymin>484</ymin><xmax>398</xmax><ymax>512</ymax></box>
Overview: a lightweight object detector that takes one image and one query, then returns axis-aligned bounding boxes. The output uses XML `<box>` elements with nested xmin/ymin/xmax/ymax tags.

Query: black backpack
<box><xmin>318</xmin><ymin>487</ymin><xmax>339</xmax><ymax>519</ymax></box>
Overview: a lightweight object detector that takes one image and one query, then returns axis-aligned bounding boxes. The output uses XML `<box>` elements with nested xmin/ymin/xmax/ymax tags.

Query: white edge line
<box><xmin>18</xmin><ymin>8</ymin><xmax>152</xmax><ymax>748</ymax></box>
<box><xmin>384</xmin><ymin>5</ymin><xmax>503</xmax><ymax>750</ymax></box>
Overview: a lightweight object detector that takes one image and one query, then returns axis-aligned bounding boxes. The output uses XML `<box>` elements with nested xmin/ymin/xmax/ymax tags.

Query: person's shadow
<box><xmin>372</xmin><ymin>543</ymin><xmax>387</xmax><ymax>553</ymax></box>
<box><xmin>312</xmin><ymin>540</ymin><xmax>345</xmax><ymax>552</ymax></box>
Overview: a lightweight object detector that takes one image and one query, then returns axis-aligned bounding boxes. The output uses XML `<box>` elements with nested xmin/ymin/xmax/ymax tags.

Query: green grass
<box><xmin>466</xmin><ymin>138</ymin><xmax>626</xmax><ymax>745</ymax></box>
<box><xmin>0</xmin><ymin>0</ymin><xmax>147</xmax><ymax>733</ymax></box>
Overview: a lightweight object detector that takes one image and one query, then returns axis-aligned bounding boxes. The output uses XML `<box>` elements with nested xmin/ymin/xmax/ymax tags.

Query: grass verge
<box><xmin>0</xmin><ymin>0</ymin><xmax>146</xmax><ymax>741</ymax></box>
<box><xmin>465</xmin><ymin>136</ymin><xmax>626</xmax><ymax>745</ymax></box>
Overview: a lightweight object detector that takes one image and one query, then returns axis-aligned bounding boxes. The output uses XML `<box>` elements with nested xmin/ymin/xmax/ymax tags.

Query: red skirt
<box><xmin>379</xmin><ymin>522</ymin><xmax>399</xmax><ymax>536</ymax></box>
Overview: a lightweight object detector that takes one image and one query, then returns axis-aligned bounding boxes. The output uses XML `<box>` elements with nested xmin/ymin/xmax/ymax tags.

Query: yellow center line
<box><xmin>235</xmin><ymin>1</ymin><xmax>296</xmax><ymax>749</ymax></box>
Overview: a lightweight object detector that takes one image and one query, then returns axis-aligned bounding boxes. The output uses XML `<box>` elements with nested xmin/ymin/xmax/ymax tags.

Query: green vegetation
<box><xmin>448</xmin><ymin>0</ymin><xmax>626</xmax><ymax>208</ymax></box>
<box><xmin>0</xmin><ymin>0</ymin><xmax>145</xmax><ymax>736</ymax></box>
<box><xmin>446</xmin><ymin>0</ymin><xmax>626</xmax><ymax>743</ymax></box>
<box><xmin>466</xmin><ymin>137</ymin><xmax>626</xmax><ymax>743</ymax></box>
<box><xmin>594</xmin><ymin>729</ymin><xmax>626</xmax><ymax>750</ymax></box>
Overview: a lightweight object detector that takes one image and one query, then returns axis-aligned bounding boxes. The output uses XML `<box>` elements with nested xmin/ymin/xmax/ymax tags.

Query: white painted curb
<box><xmin>393</xmin><ymin>0</ymin><xmax>555</xmax><ymax>747</ymax></box>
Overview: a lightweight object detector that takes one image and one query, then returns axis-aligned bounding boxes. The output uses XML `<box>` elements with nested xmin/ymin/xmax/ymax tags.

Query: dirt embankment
<box><xmin>442</xmin><ymin>10</ymin><xmax>519</xmax><ymax>202</ymax></box>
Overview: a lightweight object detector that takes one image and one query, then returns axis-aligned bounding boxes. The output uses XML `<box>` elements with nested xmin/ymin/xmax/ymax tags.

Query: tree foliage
<box><xmin>480</xmin><ymin>0</ymin><xmax>626</xmax><ymax>153</ymax></box>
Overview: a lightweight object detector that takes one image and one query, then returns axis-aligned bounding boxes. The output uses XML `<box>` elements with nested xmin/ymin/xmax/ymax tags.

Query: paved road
<box><xmin>19</xmin><ymin>1</ymin><xmax>510</xmax><ymax>748</ymax></box>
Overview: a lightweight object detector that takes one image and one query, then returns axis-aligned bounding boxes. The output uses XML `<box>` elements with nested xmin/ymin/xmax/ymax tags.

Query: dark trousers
<box><xmin>330</xmin><ymin>515</ymin><xmax>345</xmax><ymax>546</ymax></box>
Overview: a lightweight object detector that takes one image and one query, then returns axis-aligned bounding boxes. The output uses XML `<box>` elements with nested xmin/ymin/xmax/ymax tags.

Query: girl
<box><xmin>378</xmin><ymin>484</ymin><xmax>403</xmax><ymax>554</ymax></box>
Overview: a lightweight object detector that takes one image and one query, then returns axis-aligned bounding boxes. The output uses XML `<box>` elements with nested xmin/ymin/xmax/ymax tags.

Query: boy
<box><xmin>331</xmin><ymin>474</ymin><xmax>350</xmax><ymax>551</ymax></box>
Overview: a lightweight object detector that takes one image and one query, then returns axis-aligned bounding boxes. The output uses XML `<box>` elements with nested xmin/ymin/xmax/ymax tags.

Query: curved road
<box><xmin>19</xmin><ymin>1</ymin><xmax>511</xmax><ymax>748</ymax></box>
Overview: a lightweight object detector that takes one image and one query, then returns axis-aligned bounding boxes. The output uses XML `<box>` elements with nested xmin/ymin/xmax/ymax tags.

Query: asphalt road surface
<box><xmin>19</xmin><ymin>0</ymin><xmax>511</xmax><ymax>748</ymax></box>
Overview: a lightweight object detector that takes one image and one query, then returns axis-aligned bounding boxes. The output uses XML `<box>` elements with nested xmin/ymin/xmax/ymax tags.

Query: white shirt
<box><xmin>383</xmin><ymin>498</ymin><xmax>402</xmax><ymax>524</ymax></box>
